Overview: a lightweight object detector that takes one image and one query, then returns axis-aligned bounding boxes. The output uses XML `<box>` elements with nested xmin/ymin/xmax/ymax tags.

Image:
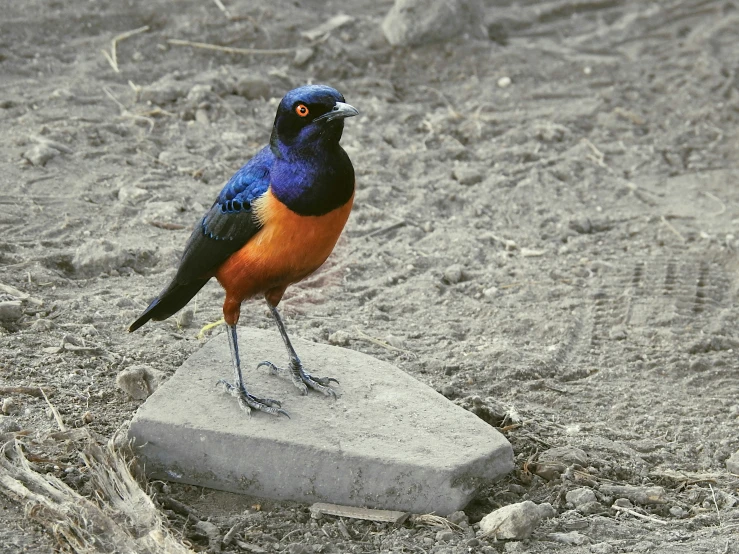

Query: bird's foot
<box><xmin>257</xmin><ymin>361</ymin><xmax>339</xmax><ymax>398</ymax></box>
<box><xmin>217</xmin><ymin>379</ymin><xmax>290</xmax><ymax>418</ymax></box>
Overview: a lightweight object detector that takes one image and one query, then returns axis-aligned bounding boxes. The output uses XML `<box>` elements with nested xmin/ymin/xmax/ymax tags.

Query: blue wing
<box><xmin>179</xmin><ymin>146</ymin><xmax>273</xmax><ymax>277</ymax></box>
<box><xmin>129</xmin><ymin>147</ymin><xmax>274</xmax><ymax>331</ymax></box>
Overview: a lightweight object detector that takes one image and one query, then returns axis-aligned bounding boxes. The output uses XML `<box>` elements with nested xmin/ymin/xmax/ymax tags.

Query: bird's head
<box><xmin>270</xmin><ymin>85</ymin><xmax>358</xmax><ymax>156</ymax></box>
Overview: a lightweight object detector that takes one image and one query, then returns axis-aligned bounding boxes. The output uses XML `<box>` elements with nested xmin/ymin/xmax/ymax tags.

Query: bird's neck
<box><xmin>270</xmin><ymin>141</ymin><xmax>355</xmax><ymax>217</ymax></box>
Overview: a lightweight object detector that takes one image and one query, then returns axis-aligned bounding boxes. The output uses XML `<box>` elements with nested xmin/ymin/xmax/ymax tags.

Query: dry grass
<box><xmin>0</xmin><ymin>430</ymin><xmax>192</xmax><ymax>553</ymax></box>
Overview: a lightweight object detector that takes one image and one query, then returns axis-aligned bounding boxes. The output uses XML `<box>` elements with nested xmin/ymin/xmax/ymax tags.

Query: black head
<box><xmin>270</xmin><ymin>85</ymin><xmax>358</xmax><ymax>155</ymax></box>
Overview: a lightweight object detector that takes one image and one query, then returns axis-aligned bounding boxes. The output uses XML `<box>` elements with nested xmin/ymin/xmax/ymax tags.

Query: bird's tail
<box><xmin>128</xmin><ymin>279</ymin><xmax>209</xmax><ymax>332</ymax></box>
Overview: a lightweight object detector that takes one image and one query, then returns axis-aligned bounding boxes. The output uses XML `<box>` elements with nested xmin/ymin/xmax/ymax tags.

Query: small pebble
<box><xmin>294</xmin><ymin>47</ymin><xmax>315</xmax><ymax>66</ymax></box>
<box><xmin>0</xmin><ymin>301</ymin><xmax>23</xmax><ymax>323</ymax></box>
<box><xmin>441</xmin><ymin>385</ymin><xmax>457</xmax><ymax>399</ymax></box>
<box><xmin>482</xmin><ymin>286</ymin><xmax>499</xmax><ymax>298</ymax></box>
<box><xmin>447</xmin><ymin>510</ymin><xmax>468</xmax><ymax>526</ymax></box>
<box><xmin>82</xmin><ymin>411</ymin><xmax>94</xmax><ymax>424</ymax></box>
<box><xmin>328</xmin><ymin>330</ymin><xmax>351</xmax><ymax>346</ymax></box>
<box><xmin>549</xmin><ymin>531</ymin><xmax>589</xmax><ymax>545</ymax></box>
<box><xmin>590</xmin><ymin>543</ymin><xmax>615</xmax><ymax>554</ymax></box>
<box><xmin>435</xmin><ymin>530</ymin><xmax>454</xmax><ymax>542</ymax></box>
<box><xmin>497</xmin><ymin>76</ymin><xmax>512</xmax><ymax>88</ymax></box>
<box><xmin>538</xmin><ymin>446</ymin><xmax>589</xmax><ymax>467</ymax></box>
<box><xmin>116</xmin><ymin>365</ymin><xmax>162</xmax><ymax>400</ymax></box>
<box><xmin>118</xmin><ymin>186</ymin><xmax>151</xmax><ymax>204</ymax></box>
<box><xmin>176</xmin><ymin>308</ymin><xmax>194</xmax><ymax>328</ymax></box>
<box><xmin>669</xmin><ymin>506</ymin><xmax>688</xmax><ymax>518</ymax></box>
<box><xmin>599</xmin><ymin>484</ymin><xmax>666</xmax><ymax>505</ymax></box>
<box><xmin>0</xmin><ymin>415</ymin><xmax>21</xmax><ymax>433</ymax></box>
<box><xmin>30</xmin><ymin>319</ymin><xmax>55</xmax><ymax>332</ymax></box>
<box><xmin>22</xmin><ymin>143</ymin><xmax>59</xmax><ymax>166</ymax></box>
<box><xmin>381</xmin><ymin>0</ymin><xmax>485</xmax><ymax>47</ymax></box>
<box><xmin>566</xmin><ymin>487</ymin><xmax>596</xmax><ymax>508</ymax></box>
<box><xmin>2</xmin><ymin>397</ymin><xmax>20</xmax><ymax>415</ymax></box>
<box><xmin>479</xmin><ymin>501</ymin><xmax>553</xmax><ymax>539</ymax></box>
<box><xmin>195</xmin><ymin>109</ymin><xmax>210</xmax><ymax>125</ymax></box>
<box><xmin>195</xmin><ymin>520</ymin><xmax>218</xmax><ymax>538</ymax></box>
<box><xmin>578</xmin><ymin>501</ymin><xmax>604</xmax><ymax>515</ymax></box>
<box><xmin>442</xmin><ymin>264</ymin><xmax>464</xmax><ymax>284</ymax></box>
<box><xmin>612</xmin><ymin>497</ymin><xmax>633</xmax><ymax>508</ymax></box>
<box><xmin>725</xmin><ymin>449</ymin><xmax>739</xmax><ymax>474</ymax></box>
<box><xmin>235</xmin><ymin>76</ymin><xmax>271</xmax><ymax>100</ymax></box>
<box><xmin>452</xmin><ymin>165</ymin><xmax>484</xmax><ymax>186</ymax></box>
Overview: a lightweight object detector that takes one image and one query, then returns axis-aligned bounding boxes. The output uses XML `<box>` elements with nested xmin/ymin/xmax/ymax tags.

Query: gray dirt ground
<box><xmin>1</xmin><ymin>0</ymin><xmax>738</xmax><ymax>552</ymax></box>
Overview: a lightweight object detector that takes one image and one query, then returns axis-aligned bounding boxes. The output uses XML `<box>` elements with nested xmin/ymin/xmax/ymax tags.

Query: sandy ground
<box><xmin>1</xmin><ymin>0</ymin><xmax>738</xmax><ymax>552</ymax></box>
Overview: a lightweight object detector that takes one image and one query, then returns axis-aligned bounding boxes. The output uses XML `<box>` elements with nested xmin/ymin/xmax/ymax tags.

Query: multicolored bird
<box><xmin>129</xmin><ymin>85</ymin><xmax>358</xmax><ymax>417</ymax></box>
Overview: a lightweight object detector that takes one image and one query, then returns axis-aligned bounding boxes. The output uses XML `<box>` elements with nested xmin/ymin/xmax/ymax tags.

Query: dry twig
<box><xmin>353</xmin><ymin>328</ymin><xmax>416</xmax><ymax>358</ymax></box>
<box><xmin>0</xmin><ymin>431</ymin><xmax>193</xmax><ymax>553</ymax></box>
<box><xmin>103</xmin><ymin>87</ymin><xmax>156</xmax><ymax>132</ymax></box>
<box><xmin>0</xmin><ymin>386</ymin><xmax>53</xmax><ymax>398</ymax></box>
<box><xmin>412</xmin><ymin>513</ymin><xmax>461</xmax><ymax>530</ymax></box>
<box><xmin>659</xmin><ymin>215</ymin><xmax>686</xmax><ymax>242</ymax></box>
<box><xmin>167</xmin><ymin>39</ymin><xmax>294</xmax><ymax>56</ymax></box>
<box><xmin>310</xmin><ymin>502</ymin><xmax>409</xmax><ymax>524</ymax></box>
<box><xmin>700</xmin><ymin>191</ymin><xmax>726</xmax><ymax>217</ymax></box>
<box><xmin>101</xmin><ymin>26</ymin><xmax>150</xmax><ymax>73</ymax></box>
<box><xmin>40</xmin><ymin>387</ymin><xmax>66</xmax><ymax>432</ymax></box>
<box><xmin>612</xmin><ymin>505</ymin><xmax>668</xmax><ymax>525</ymax></box>
<box><xmin>211</xmin><ymin>0</ymin><xmax>232</xmax><ymax>19</ymax></box>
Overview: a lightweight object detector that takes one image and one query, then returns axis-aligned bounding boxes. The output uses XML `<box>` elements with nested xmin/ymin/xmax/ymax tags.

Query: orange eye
<box><xmin>295</xmin><ymin>104</ymin><xmax>309</xmax><ymax>117</ymax></box>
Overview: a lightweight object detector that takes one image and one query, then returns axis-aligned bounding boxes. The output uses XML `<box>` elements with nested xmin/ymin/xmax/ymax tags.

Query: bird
<box><xmin>129</xmin><ymin>85</ymin><xmax>358</xmax><ymax>417</ymax></box>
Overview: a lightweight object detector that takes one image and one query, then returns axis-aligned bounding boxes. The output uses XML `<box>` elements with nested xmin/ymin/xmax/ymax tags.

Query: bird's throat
<box><xmin>269</xmin><ymin>144</ymin><xmax>355</xmax><ymax>216</ymax></box>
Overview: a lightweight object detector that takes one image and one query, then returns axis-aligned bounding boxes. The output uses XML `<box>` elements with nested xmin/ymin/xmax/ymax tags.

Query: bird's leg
<box><xmin>218</xmin><ymin>323</ymin><xmax>289</xmax><ymax>417</ymax></box>
<box><xmin>258</xmin><ymin>305</ymin><xmax>339</xmax><ymax>398</ymax></box>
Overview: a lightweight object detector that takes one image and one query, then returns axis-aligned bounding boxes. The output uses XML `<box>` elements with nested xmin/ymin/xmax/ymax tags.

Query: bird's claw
<box><xmin>257</xmin><ymin>361</ymin><xmax>339</xmax><ymax>398</ymax></box>
<box><xmin>217</xmin><ymin>379</ymin><xmax>290</xmax><ymax>418</ymax></box>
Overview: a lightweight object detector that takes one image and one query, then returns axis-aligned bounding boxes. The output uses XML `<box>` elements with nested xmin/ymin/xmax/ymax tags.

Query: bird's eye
<box><xmin>295</xmin><ymin>104</ymin><xmax>309</xmax><ymax>117</ymax></box>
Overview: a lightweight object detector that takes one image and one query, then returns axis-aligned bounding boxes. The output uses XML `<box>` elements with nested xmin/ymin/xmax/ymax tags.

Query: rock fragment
<box><xmin>534</xmin><ymin>445</ymin><xmax>589</xmax><ymax>480</ymax></box>
<box><xmin>328</xmin><ymin>330</ymin><xmax>352</xmax><ymax>346</ymax></box>
<box><xmin>2</xmin><ymin>398</ymin><xmax>20</xmax><ymax>415</ymax></box>
<box><xmin>234</xmin><ymin>76</ymin><xmax>271</xmax><ymax>100</ymax></box>
<box><xmin>293</xmin><ymin>47</ymin><xmax>315</xmax><ymax>66</ymax></box>
<box><xmin>443</xmin><ymin>264</ymin><xmax>464</xmax><ymax>284</ymax></box>
<box><xmin>194</xmin><ymin>520</ymin><xmax>220</xmax><ymax>552</ymax></box>
<box><xmin>599</xmin><ymin>484</ymin><xmax>667</xmax><ymax>505</ymax></box>
<box><xmin>566</xmin><ymin>487</ymin><xmax>596</xmax><ymax>508</ymax></box>
<box><xmin>479</xmin><ymin>501</ymin><xmax>554</xmax><ymax>539</ymax></box>
<box><xmin>0</xmin><ymin>301</ymin><xmax>23</xmax><ymax>323</ymax></box>
<box><xmin>118</xmin><ymin>186</ymin><xmax>151</xmax><ymax>204</ymax></box>
<box><xmin>726</xmin><ymin>450</ymin><xmax>739</xmax><ymax>474</ymax></box>
<box><xmin>117</xmin><ymin>365</ymin><xmax>162</xmax><ymax>400</ymax></box>
<box><xmin>72</xmin><ymin>239</ymin><xmax>156</xmax><ymax>277</ymax></box>
<box><xmin>140</xmin><ymin>76</ymin><xmax>188</xmax><ymax>105</ymax></box>
<box><xmin>452</xmin><ymin>165</ymin><xmax>484</xmax><ymax>186</ymax></box>
<box><xmin>497</xmin><ymin>76</ymin><xmax>512</xmax><ymax>88</ymax></box>
<box><xmin>0</xmin><ymin>415</ymin><xmax>21</xmax><ymax>433</ymax></box>
<box><xmin>382</xmin><ymin>0</ymin><xmax>485</xmax><ymax>47</ymax></box>
<box><xmin>549</xmin><ymin>531</ymin><xmax>589</xmax><ymax>545</ymax></box>
<box><xmin>22</xmin><ymin>144</ymin><xmax>60</xmax><ymax>166</ymax></box>
<box><xmin>590</xmin><ymin>542</ymin><xmax>615</xmax><ymax>554</ymax></box>
<box><xmin>176</xmin><ymin>308</ymin><xmax>194</xmax><ymax>329</ymax></box>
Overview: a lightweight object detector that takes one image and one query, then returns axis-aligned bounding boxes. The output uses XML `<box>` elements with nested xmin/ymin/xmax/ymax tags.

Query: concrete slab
<box><xmin>129</xmin><ymin>327</ymin><xmax>513</xmax><ymax>515</ymax></box>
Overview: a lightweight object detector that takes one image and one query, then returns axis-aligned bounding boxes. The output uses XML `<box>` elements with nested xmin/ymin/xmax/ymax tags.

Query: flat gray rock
<box><xmin>129</xmin><ymin>327</ymin><xmax>513</xmax><ymax>514</ymax></box>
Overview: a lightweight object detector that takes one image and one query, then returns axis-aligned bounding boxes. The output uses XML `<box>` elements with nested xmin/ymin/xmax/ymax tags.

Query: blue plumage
<box><xmin>217</xmin><ymin>146</ymin><xmax>273</xmax><ymax>207</ymax></box>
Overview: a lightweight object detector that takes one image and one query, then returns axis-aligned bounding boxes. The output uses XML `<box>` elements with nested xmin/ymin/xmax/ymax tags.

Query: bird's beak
<box><xmin>315</xmin><ymin>102</ymin><xmax>359</xmax><ymax>123</ymax></box>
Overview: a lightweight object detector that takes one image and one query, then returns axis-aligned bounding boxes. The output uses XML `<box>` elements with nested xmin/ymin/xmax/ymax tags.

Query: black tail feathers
<box><xmin>128</xmin><ymin>279</ymin><xmax>209</xmax><ymax>332</ymax></box>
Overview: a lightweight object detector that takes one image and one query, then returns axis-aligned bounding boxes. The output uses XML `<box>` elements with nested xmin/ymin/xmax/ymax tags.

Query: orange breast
<box><xmin>215</xmin><ymin>187</ymin><xmax>354</xmax><ymax>306</ymax></box>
